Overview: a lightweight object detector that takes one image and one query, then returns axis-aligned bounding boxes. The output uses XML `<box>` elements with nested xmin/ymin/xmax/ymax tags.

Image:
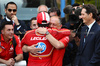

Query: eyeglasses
<box><xmin>8</xmin><ymin>9</ymin><xmax>17</xmax><ymax>12</ymax></box>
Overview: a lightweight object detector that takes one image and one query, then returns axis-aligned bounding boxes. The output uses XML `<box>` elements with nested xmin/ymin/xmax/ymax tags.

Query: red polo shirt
<box><xmin>21</xmin><ymin>28</ymin><xmax>70</xmax><ymax>66</ymax></box>
<box><xmin>0</xmin><ymin>34</ymin><xmax>23</xmax><ymax>60</ymax></box>
<box><xmin>52</xmin><ymin>36</ymin><xmax>69</xmax><ymax>66</ymax></box>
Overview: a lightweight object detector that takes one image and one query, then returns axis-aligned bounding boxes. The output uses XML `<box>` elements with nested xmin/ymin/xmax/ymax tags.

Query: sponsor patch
<box><xmin>36</xmin><ymin>42</ymin><xmax>46</xmax><ymax>53</ymax></box>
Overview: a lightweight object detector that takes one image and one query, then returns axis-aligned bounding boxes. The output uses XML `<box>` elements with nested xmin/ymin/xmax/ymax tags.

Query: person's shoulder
<box><xmin>59</xmin><ymin>28</ymin><xmax>70</xmax><ymax>36</ymax></box>
<box><xmin>82</xmin><ymin>25</ymin><xmax>86</xmax><ymax>28</ymax></box>
<box><xmin>47</xmin><ymin>28</ymin><xmax>58</xmax><ymax>32</ymax></box>
<box><xmin>81</xmin><ymin>25</ymin><xmax>87</xmax><ymax>30</ymax></box>
<box><xmin>27</xmin><ymin>29</ymin><xmax>35</xmax><ymax>32</ymax></box>
<box><xmin>14</xmin><ymin>34</ymin><xmax>20</xmax><ymax>40</ymax></box>
<box><xmin>59</xmin><ymin>28</ymin><xmax>70</xmax><ymax>31</ymax></box>
<box><xmin>96</xmin><ymin>24</ymin><xmax>100</xmax><ymax>32</ymax></box>
<box><xmin>22</xmin><ymin>30</ymin><xmax>35</xmax><ymax>40</ymax></box>
<box><xmin>56</xmin><ymin>28</ymin><xmax>70</xmax><ymax>34</ymax></box>
<box><xmin>14</xmin><ymin>34</ymin><xmax>19</xmax><ymax>38</ymax></box>
<box><xmin>47</xmin><ymin>27</ymin><xmax>70</xmax><ymax>32</ymax></box>
<box><xmin>18</xmin><ymin>20</ymin><xmax>25</xmax><ymax>24</ymax></box>
<box><xmin>1</xmin><ymin>18</ymin><xmax>6</xmax><ymax>22</ymax></box>
<box><xmin>93</xmin><ymin>22</ymin><xmax>100</xmax><ymax>30</ymax></box>
<box><xmin>48</xmin><ymin>28</ymin><xmax>57</xmax><ymax>30</ymax></box>
<box><xmin>25</xmin><ymin>30</ymin><xmax>35</xmax><ymax>36</ymax></box>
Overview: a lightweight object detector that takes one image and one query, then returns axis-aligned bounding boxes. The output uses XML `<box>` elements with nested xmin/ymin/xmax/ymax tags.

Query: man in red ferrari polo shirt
<box><xmin>0</xmin><ymin>21</ymin><xmax>23</xmax><ymax>66</ymax></box>
<box><xmin>38</xmin><ymin>15</ymin><xmax>70</xmax><ymax>66</ymax></box>
<box><xmin>48</xmin><ymin>16</ymin><xmax>69</xmax><ymax>66</ymax></box>
<box><xmin>21</xmin><ymin>12</ymin><xmax>70</xmax><ymax>66</ymax></box>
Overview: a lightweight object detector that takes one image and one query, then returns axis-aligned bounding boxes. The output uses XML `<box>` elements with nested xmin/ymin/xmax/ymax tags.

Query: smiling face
<box><xmin>81</xmin><ymin>4</ymin><xmax>97</xmax><ymax>25</ymax></box>
<box><xmin>81</xmin><ymin>8</ymin><xmax>92</xmax><ymax>25</ymax></box>
<box><xmin>1</xmin><ymin>25</ymin><xmax>14</xmax><ymax>41</ymax></box>
<box><xmin>49</xmin><ymin>16</ymin><xmax>62</xmax><ymax>29</ymax></box>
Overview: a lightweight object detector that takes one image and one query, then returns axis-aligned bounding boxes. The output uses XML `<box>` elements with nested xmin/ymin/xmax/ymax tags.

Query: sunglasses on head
<box><xmin>8</xmin><ymin>9</ymin><xmax>17</xmax><ymax>12</ymax></box>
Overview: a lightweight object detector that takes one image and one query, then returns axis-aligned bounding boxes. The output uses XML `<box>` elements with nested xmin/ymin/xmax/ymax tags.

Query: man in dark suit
<box><xmin>0</xmin><ymin>2</ymin><xmax>27</xmax><ymax>39</ymax></box>
<box><xmin>0</xmin><ymin>1</ymin><xmax>28</xmax><ymax>64</ymax></box>
<box><xmin>74</xmin><ymin>4</ymin><xmax>100</xmax><ymax>66</ymax></box>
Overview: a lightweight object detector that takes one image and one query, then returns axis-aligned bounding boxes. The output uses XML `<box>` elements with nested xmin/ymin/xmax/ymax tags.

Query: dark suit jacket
<box><xmin>0</xmin><ymin>18</ymin><xmax>27</xmax><ymax>39</ymax></box>
<box><xmin>74</xmin><ymin>22</ymin><xmax>100</xmax><ymax>66</ymax></box>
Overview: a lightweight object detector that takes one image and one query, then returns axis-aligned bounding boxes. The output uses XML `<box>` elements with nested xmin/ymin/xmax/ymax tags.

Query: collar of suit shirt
<box><xmin>6</xmin><ymin>16</ymin><xmax>14</xmax><ymax>24</ymax></box>
<box><xmin>87</xmin><ymin>20</ymin><xmax>96</xmax><ymax>33</ymax></box>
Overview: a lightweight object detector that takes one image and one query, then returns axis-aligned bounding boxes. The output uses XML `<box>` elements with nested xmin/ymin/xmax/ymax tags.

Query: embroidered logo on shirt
<box><xmin>30</xmin><ymin>37</ymin><xmax>47</xmax><ymax>40</ymax></box>
<box><xmin>10</xmin><ymin>46</ymin><xmax>13</xmax><ymax>51</ymax></box>
<box><xmin>10</xmin><ymin>41</ymin><xmax>12</xmax><ymax>45</ymax></box>
<box><xmin>0</xmin><ymin>47</ymin><xmax>3</xmax><ymax>53</ymax></box>
<box><xmin>36</xmin><ymin>42</ymin><xmax>46</xmax><ymax>53</ymax></box>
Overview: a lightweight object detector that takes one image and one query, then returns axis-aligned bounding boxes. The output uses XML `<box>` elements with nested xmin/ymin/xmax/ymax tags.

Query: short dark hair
<box><xmin>82</xmin><ymin>4</ymin><xmax>98</xmax><ymax>19</ymax></box>
<box><xmin>30</xmin><ymin>17</ymin><xmax>37</xmax><ymax>26</ymax></box>
<box><xmin>30</xmin><ymin>17</ymin><xmax>37</xmax><ymax>22</ymax></box>
<box><xmin>5</xmin><ymin>1</ymin><xmax>17</xmax><ymax>9</ymax></box>
<box><xmin>1</xmin><ymin>21</ymin><xmax>13</xmax><ymax>30</ymax></box>
<box><xmin>48</xmin><ymin>7</ymin><xmax>61</xmax><ymax>16</ymax></box>
<box><xmin>38</xmin><ymin>21</ymin><xmax>49</xmax><ymax>27</ymax></box>
<box><xmin>72</xmin><ymin>3</ymin><xmax>80</xmax><ymax>7</ymax></box>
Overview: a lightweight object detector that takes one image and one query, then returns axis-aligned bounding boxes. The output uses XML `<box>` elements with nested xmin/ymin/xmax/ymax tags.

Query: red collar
<box><xmin>1</xmin><ymin>34</ymin><xmax>12</xmax><ymax>43</ymax></box>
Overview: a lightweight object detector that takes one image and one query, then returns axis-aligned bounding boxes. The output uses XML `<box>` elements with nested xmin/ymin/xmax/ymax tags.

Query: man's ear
<box><xmin>5</xmin><ymin>9</ymin><xmax>7</xmax><ymax>13</ymax></box>
<box><xmin>89</xmin><ymin>13</ymin><xmax>93</xmax><ymax>18</ymax></box>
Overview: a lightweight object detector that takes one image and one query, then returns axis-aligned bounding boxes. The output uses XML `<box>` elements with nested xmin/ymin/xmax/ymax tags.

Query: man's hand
<box><xmin>22</xmin><ymin>44</ymin><xmax>43</xmax><ymax>55</ymax></box>
<box><xmin>5</xmin><ymin>58</ymin><xmax>15</xmax><ymax>66</ymax></box>
<box><xmin>36</xmin><ymin>27</ymin><xmax>48</xmax><ymax>34</ymax></box>
<box><xmin>28</xmin><ymin>44</ymin><xmax>43</xmax><ymax>54</ymax></box>
<box><xmin>11</xmin><ymin>15</ymin><xmax>19</xmax><ymax>25</ymax></box>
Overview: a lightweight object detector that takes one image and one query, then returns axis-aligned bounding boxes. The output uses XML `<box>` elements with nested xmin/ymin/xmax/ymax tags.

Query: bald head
<box><xmin>37</xmin><ymin>5</ymin><xmax>48</xmax><ymax>13</ymax></box>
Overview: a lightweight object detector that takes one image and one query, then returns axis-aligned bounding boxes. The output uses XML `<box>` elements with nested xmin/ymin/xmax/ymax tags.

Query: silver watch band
<box><xmin>45</xmin><ymin>31</ymin><xmax>49</xmax><ymax>35</ymax></box>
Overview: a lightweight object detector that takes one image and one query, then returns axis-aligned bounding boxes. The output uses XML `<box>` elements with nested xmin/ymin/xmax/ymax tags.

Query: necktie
<box><xmin>83</xmin><ymin>26</ymin><xmax>89</xmax><ymax>47</ymax></box>
<box><xmin>11</xmin><ymin>20</ymin><xmax>15</xmax><ymax>27</ymax></box>
<box><xmin>84</xmin><ymin>26</ymin><xmax>89</xmax><ymax>38</ymax></box>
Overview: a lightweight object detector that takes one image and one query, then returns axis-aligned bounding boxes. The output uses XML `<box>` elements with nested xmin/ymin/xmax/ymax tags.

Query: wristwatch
<box><xmin>45</xmin><ymin>31</ymin><xmax>49</xmax><ymax>35</ymax></box>
<box><xmin>16</xmin><ymin>24</ymin><xmax>21</xmax><ymax>27</ymax></box>
<box><xmin>44</xmin><ymin>31</ymin><xmax>50</xmax><ymax>36</ymax></box>
<box><xmin>13</xmin><ymin>58</ymin><xmax>16</xmax><ymax>62</ymax></box>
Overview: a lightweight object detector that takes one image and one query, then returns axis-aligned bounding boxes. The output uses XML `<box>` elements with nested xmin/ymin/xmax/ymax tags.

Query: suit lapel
<box><xmin>82</xmin><ymin>22</ymin><xmax>97</xmax><ymax>52</ymax></box>
<box><xmin>80</xmin><ymin>26</ymin><xmax>86</xmax><ymax>52</ymax></box>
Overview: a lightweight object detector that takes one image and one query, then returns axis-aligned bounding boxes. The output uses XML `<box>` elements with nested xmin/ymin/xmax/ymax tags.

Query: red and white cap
<box><xmin>37</xmin><ymin>12</ymin><xmax>50</xmax><ymax>24</ymax></box>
